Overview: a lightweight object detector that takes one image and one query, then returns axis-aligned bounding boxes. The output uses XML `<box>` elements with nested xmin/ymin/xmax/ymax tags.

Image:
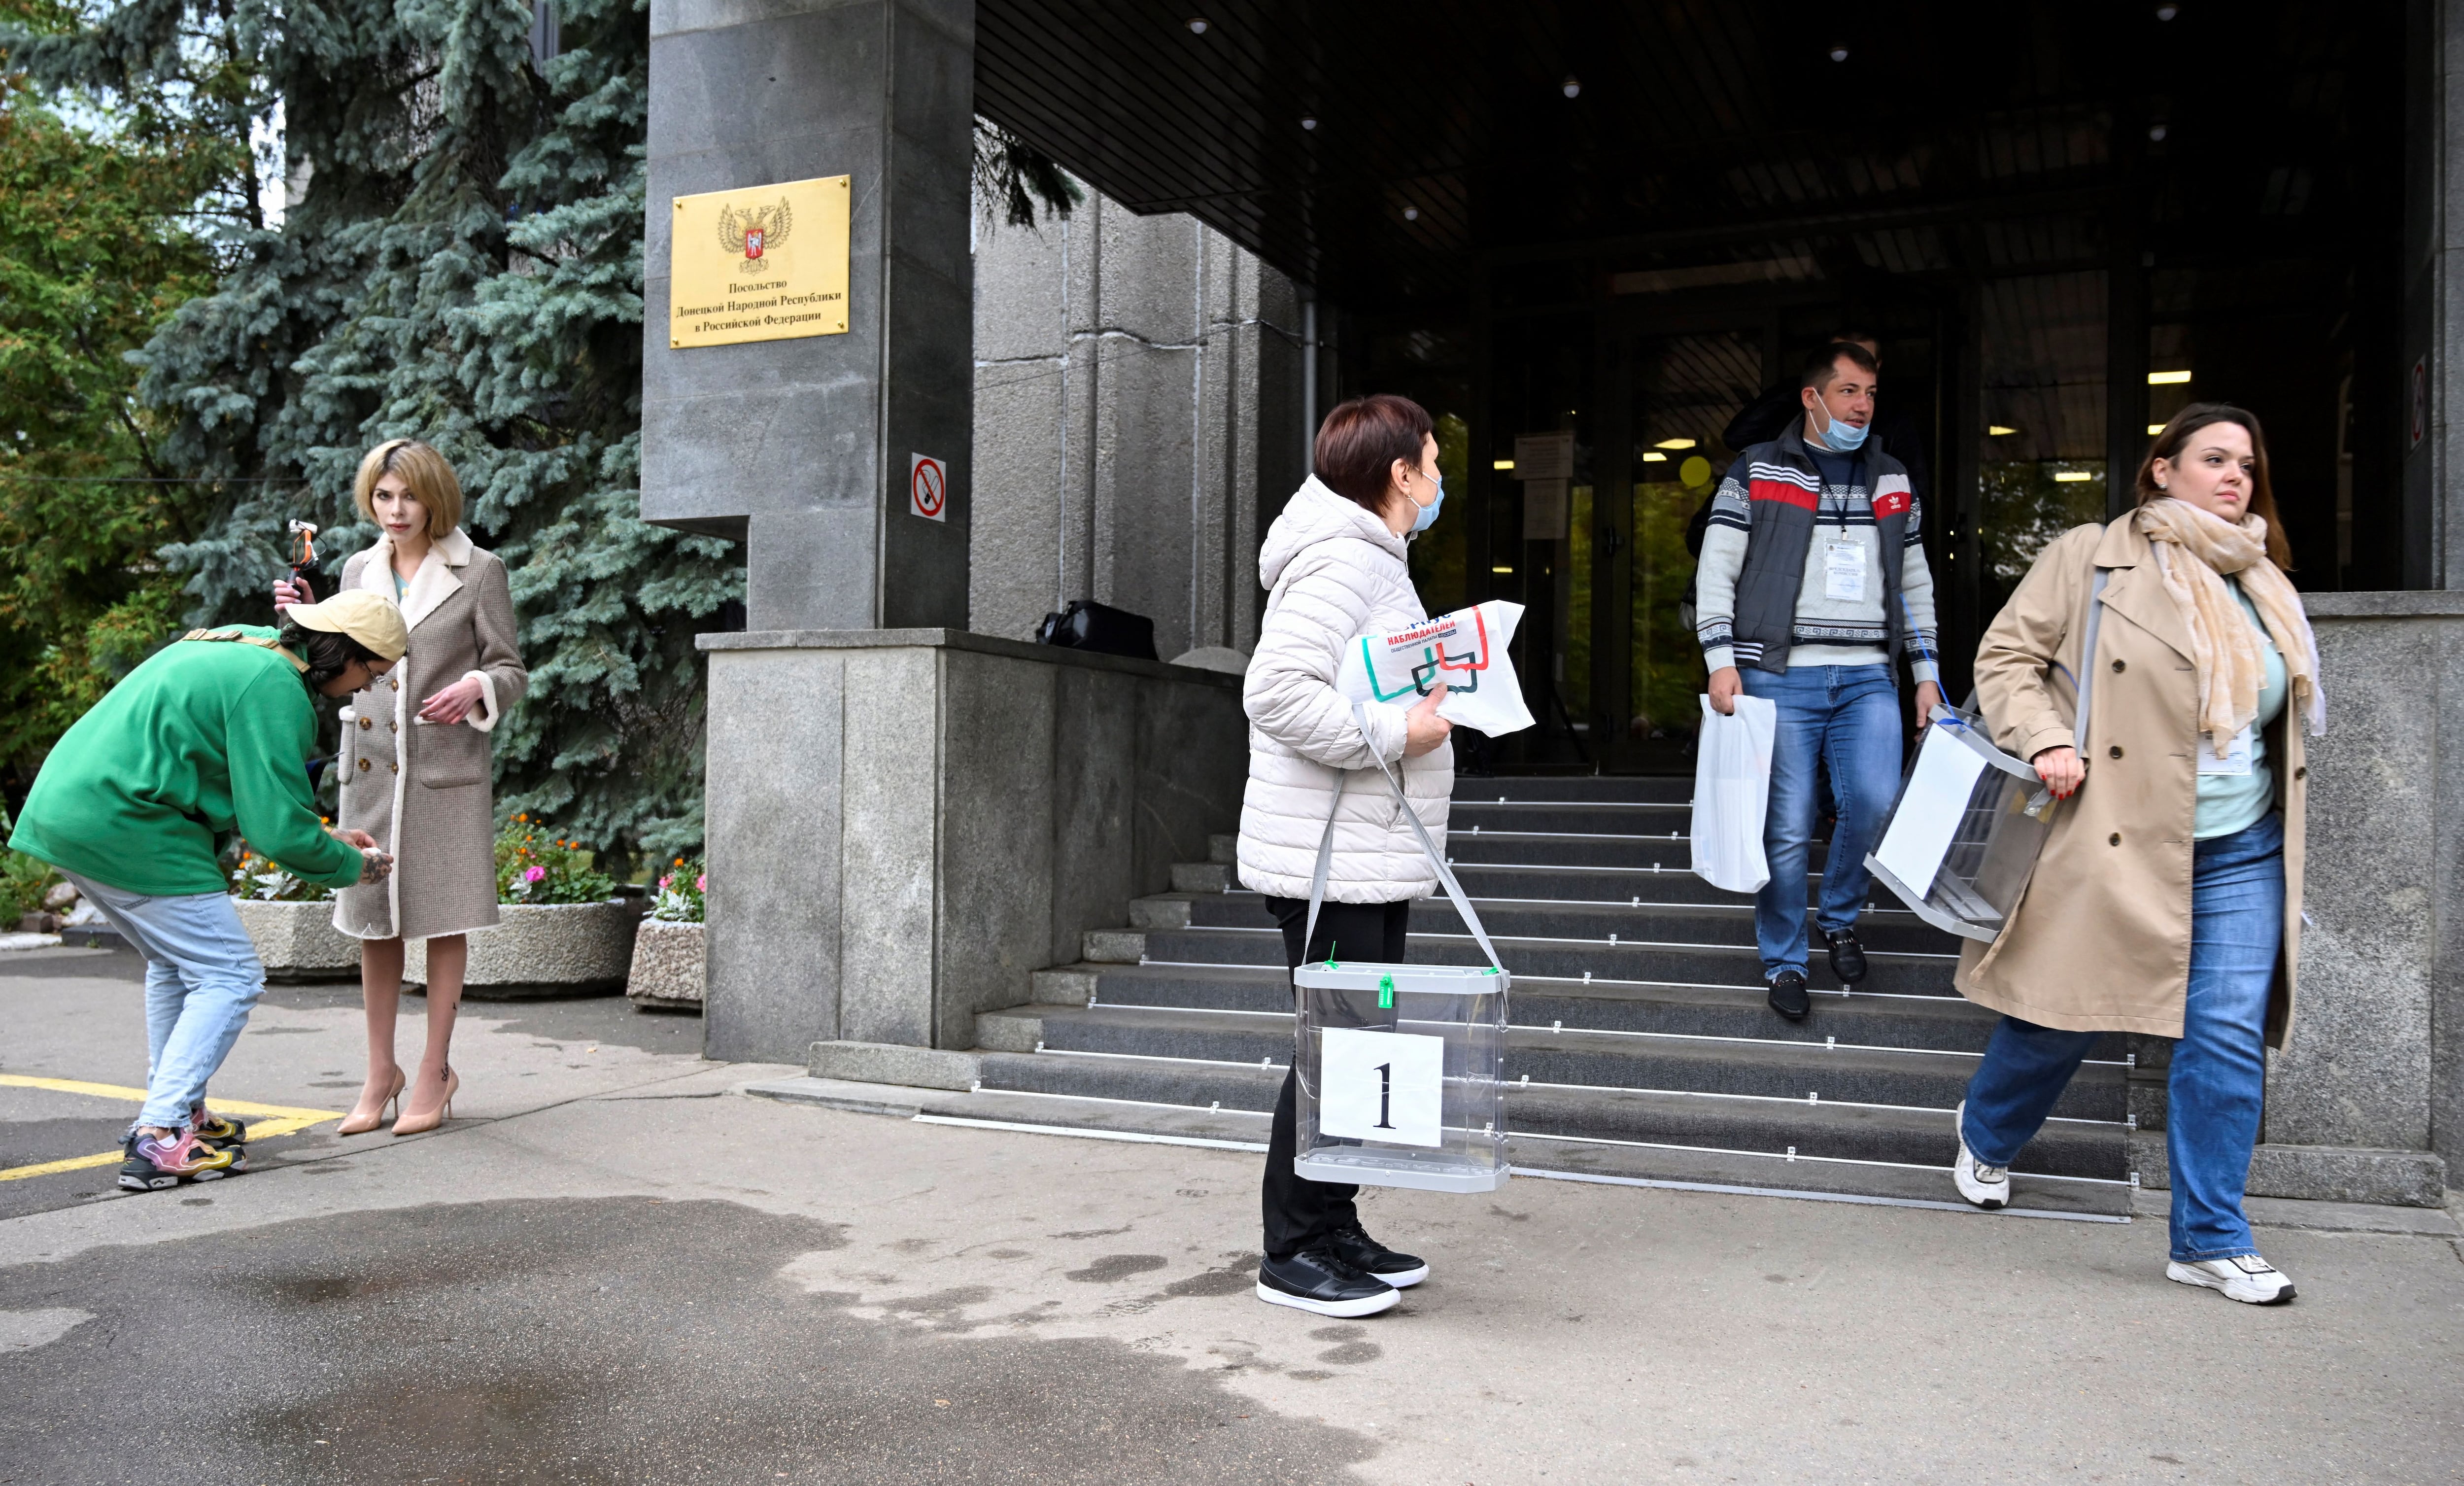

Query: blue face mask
<box><xmin>1820</xmin><ymin>413</ymin><xmax>1871</xmax><ymax>452</ymax></box>
<box><xmin>1411</xmin><ymin>472</ymin><xmax>1445</xmax><ymax>532</ymax></box>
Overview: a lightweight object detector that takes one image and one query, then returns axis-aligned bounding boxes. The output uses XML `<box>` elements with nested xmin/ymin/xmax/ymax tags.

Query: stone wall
<box><xmin>697</xmin><ymin>629</ymin><xmax>1247</xmax><ymax>1063</ymax></box>
<box><xmin>2273</xmin><ymin>591</ymin><xmax>2464</xmax><ymax>1199</ymax></box>
<box><xmin>968</xmin><ymin>191</ymin><xmax>1309</xmax><ymax>658</ymax></box>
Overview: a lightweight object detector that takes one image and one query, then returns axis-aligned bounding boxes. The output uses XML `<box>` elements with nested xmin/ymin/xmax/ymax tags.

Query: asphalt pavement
<box><xmin>4</xmin><ymin>942</ymin><xmax>2462</xmax><ymax>1485</ymax></box>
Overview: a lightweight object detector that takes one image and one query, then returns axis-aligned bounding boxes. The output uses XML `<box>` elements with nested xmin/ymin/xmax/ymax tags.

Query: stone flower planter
<box><xmin>626</xmin><ymin>919</ymin><xmax>705</xmax><ymax>1010</ymax></box>
<box><xmin>232</xmin><ymin>899</ymin><xmax>362</xmax><ymax>982</ymax></box>
<box><xmin>405</xmin><ymin>900</ymin><xmax>644</xmax><ymax>1000</ymax></box>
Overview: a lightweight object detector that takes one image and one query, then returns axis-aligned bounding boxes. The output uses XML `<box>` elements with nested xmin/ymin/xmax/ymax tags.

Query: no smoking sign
<box><xmin>909</xmin><ymin>452</ymin><xmax>948</xmax><ymax>522</ymax></box>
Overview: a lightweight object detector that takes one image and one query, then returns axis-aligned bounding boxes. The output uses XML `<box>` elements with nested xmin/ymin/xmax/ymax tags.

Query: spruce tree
<box><xmin>8</xmin><ymin>0</ymin><xmax>738</xmax><ymax>870</ymax></box>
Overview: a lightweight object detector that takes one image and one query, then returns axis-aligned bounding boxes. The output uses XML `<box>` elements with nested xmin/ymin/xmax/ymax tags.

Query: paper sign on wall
<box><xmin>1521</xmin><ymin>478</ymin><xmax>1570</xmax><ymax>540</ymax></box>
<box><xmin>1320</xmin><ymin>1027</ymin><xmax>1445</xmax><ymax>1147</ymax></box>
<box><xmin>1335</xmin><ymin>601</ymin><xmax>1536</xmax><ymax>738</ymax></box>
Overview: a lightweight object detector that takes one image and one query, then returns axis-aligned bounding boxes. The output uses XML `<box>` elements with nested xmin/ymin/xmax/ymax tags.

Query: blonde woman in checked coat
<box><xmin>274</xmin><ymin>440</ymin><xmax>526</xmax><ymax>1137</ymax></box>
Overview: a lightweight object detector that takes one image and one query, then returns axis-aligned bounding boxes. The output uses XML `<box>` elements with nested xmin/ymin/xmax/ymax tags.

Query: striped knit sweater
<box><xmin>1695</xmin><ymin>443</ymin><xmax>1942</xmax><ymax>682</ymax></box>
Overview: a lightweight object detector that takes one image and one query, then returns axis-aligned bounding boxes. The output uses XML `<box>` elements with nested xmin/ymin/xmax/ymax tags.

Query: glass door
<box><xmin>1589</xmin><ymin>326</ymin><xmax>1769</xmax><ymax>771</ymax></box>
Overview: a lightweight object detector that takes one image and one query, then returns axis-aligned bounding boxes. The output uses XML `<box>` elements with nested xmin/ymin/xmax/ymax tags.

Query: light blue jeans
<box><xmin>1960</xmin><ymin>811</ymin><xmax>2284</xmax><ymax>1261</ymax></box>
<box><xmin>1739</xmin><ymin>663</ymin><xmax>1904</xmax><ymax>979</ymax></box>
<box><xmin>64</xmin><ymin>873</ymin><xmax>266</xmax><ymax>1131</ymax></box>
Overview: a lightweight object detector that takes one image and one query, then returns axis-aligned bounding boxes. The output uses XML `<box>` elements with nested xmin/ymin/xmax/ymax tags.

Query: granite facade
<box><xmin>697</xmin><ymin>629</ymin><xmax>1246</xmax><ymax>1063</ymax></box>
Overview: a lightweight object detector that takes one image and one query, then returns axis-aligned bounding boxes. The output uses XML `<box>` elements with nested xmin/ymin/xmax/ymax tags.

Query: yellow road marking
<box><xmin>0</xmin><ymin>1074</ymin><xmax>342</xmax><ymax>1183</ymax></box>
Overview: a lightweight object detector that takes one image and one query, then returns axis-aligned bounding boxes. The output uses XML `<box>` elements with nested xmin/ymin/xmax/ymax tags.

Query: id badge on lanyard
<box><xmin>1823</xmin><ymin>536</ymin><xmax>1867</xmax><ymax>603</ymax></box>
<box><xmin>2197</xmin><ymin>726</ymin><xmax>2255</xmax><ymax>776</ymax></box>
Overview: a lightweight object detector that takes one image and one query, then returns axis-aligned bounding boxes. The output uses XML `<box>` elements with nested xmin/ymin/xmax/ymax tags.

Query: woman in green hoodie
<box><xmin>7</xmin><ymin>592</ymin><xmax>407</xmax><ymax>1189</ymax></box>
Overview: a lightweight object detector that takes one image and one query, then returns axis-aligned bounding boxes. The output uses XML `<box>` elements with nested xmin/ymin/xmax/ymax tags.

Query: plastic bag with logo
<box><xmin>1334</xmin><ymin>600</ymin><xmax>1535</xmax><ymax>738</ymax></box>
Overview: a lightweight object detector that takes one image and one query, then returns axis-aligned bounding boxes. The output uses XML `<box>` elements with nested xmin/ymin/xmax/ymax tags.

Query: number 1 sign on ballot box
<box><xmin>1319</xmin><ymin>1027</ymin><xmax>1445</xmax><ymax>1147</ymax></box>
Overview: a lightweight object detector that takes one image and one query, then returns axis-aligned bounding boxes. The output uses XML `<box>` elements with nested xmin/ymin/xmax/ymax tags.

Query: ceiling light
<box><xmin>1562</xmin><ymin>76</ymin><xmax>1581</xmax><ymax>99</ymax></box>
<box><xmin>2148</xmin><ymin>123</ymin><xmax>2168</xmax><ymax>142</ymax></box>
<box><xmin>1493</xmin><ymin>459</ymin><xmax>1515</xmax><ymax>470</ymax></box>
<box><xmin>1300</xmin><ymin>116</ymin><xmax>1317</xmax><ymax>131</ymax></box>
<box><xmin>2148</xmin><ymin>423</ymin><xmax>2166</xmax><ymax>435</ymax></box>
<box><xmin>2149</xmin><ymin>369</ymin><xmax>2192</xmax><ymax>384</ymax></box>
<box><xmin>2156</xmin><ymin>3</ymin><xmax>2179</xmax><ymax>18</ymax></box>
<box><xmin>1491</xmin><ymin>565</ymin><xmax>1515</xmax><ymax>574</ymax></box>
<box><xmin>2053</xmin><ymin>471</ymin><xmax>2093</xmax><ymax>483</ymax></box>
<box><xmin>1642</xmin><ymin>451</ymin><xmax>1669</xmax><ymax>463</ymax></box>
<box><xmin>1987</xmin><ymin>425</ymin><xmax>2018</xmax><ymax>436</ymax></box>
<box><xmin>1653</xmin><ymin>437</ymin><xmax>1697</xmax><ymax>450</ymax></box>
<box><xmin>1403</xmin><ymin>207</ymin><xmax>1419</xmax><ymax>221</ymax></box>
<box><xmin>1828</xmin><ymin>44</ymin><xmax>1849</xmax><ymax>62</ymax></box>
<box><xmin>1185</xmin><ymin>16</ymin><xmax>1208</xmax><ymax>34</ymax></box>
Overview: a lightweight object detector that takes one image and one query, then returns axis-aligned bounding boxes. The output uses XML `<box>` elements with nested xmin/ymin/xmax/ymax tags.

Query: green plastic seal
<box><xmin>1378</xmin><ymin>973</ymin><xmax>1395</xmax><ymax>1009</ymax></box>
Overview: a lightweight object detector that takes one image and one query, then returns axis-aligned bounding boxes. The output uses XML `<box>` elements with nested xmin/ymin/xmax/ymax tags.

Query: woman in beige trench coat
<box><xmin>275</xmin><ymin>440</ymin><xmax>526</xmax><ymax>1136</ymax></box>
<box><xmin>1947</xmin><ymin>404</ymin><xmax>2322</xmax><ymax>1306</ymax></box>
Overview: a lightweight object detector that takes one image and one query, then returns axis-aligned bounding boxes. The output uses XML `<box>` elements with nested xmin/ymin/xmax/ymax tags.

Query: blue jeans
<box><xmin>1740</xmin><ymin>663</ymin><xmax>1903</xmax><ymax>980</ymax></box>
<box><xmin>64</xmin><ymin>873</ymin><xmax>267</xmax><ymax>1131</ymax></box>
<box><xmin>1960</xmin><ymin>811</ymin><xmax>2284</xmax><ymax>1262</ymax></box>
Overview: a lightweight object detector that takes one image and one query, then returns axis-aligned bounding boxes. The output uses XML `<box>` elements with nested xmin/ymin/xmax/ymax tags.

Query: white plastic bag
<box><xmin>1690</xmin><ymin>692</ymin><xmax>1777</xmax><ymax>894</ymax></box>
<box><xmin>1335</xmin><ymin>601</ymin><xmax>1536</xmax><ymax>737</ymax></box>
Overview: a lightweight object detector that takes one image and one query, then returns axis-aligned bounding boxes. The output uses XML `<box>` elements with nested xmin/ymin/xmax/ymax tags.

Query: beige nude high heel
<box><xmin>336</xmin><ymin>1070</ymin><xmax>407</xmax><ymax>1136</ymax></box>
<box><xmin>391</xmin><ymin>1065</ymin><xmax>458</xmax><ymax>1137</ymax></box>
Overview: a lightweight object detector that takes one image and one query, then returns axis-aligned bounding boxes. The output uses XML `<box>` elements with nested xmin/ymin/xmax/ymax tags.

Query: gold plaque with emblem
<box><xmin>668</xmin><ymin>175</ymin><xmax>852</xmax><ymax>349</ymax></box>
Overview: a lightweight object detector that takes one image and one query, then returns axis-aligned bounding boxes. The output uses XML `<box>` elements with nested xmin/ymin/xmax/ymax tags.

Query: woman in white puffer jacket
<box><xmin>1241</xmin><ymin>394</ymin><xmax>1457</xmax><ymax>1319</ymax></box>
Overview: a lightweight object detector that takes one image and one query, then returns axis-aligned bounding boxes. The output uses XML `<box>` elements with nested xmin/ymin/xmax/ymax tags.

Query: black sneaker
<box><xmin>1330</xmin><ymin>1222</ymin><xmax>1430</xmax><ymax>1288</ymax></box>
<box><xmin>1256</xmin><ymin>1250</ymin><xmax>1400</xmax><ymax>1317</ymax></box>
<box><xmin>1767</xmin><ymin>969</ymin><xmax>1810</xmax><ymax>1022</ymax></box>
<box><xmin>1823</xmin><ymin>928</ymin><xmax>1868</xmax><ymax>984</ymax></box>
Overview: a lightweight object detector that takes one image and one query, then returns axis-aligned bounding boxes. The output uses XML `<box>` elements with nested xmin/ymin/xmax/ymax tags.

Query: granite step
<box><xmin>1446</xmin><ymin>799</ymin><xmax>1694</xmax><ymax>834</ymax></box>
<box><xmin>1450</xmin><ymin>776</ymin><xmax>1693</xmax><ymax>804</ymax></box>
<box><xmin>1123</xmin><ymin>925</ymin><xmax>1962</xmax><ymax>997</ymax></box>
<box><xmin>1041</xmin><ymin>960</ymin><xmax>2112</xmax><ymax>1057</ymax></box>
<box><xmin>1446</xmin><ymin>830</ymin><xmax>1834</xmax><ymax>872</ymax></box>
<box><xmin>977</xmin><ymin>1005</ymin><xmax>2126</xmax><ymax>1120</ymax></box>
<box><xmin>748</xmin><ymin>1075</ymin><xmax>2133</xmax><ymax>1216</ymax></box>
<box><xmin>1171</xmin><ymin>892</ymin><xmax>1953</xmax><ymax>957</ymax></box>
<box><xmin>960</xmin><ymin>1045</ymin><xmax>2129</xmax><ymax>1182</ymax></box>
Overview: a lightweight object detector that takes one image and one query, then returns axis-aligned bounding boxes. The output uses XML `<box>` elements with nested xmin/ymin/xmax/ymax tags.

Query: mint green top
<box><xmin>7</xmin><ymin>626</ymin><xmax>361</xmax><ymax>895</ymax></box>
<box><xmin>2193</xmin><ymin>582</ymin><xmax>2288</xmax><ymax>841</ymax></box>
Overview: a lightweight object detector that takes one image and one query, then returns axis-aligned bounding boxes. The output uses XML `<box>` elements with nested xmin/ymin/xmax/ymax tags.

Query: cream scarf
<box><xmin>2131</xmin><ymin>498</ymin><xmax>2326</xmax><ymax>760</ymax></box>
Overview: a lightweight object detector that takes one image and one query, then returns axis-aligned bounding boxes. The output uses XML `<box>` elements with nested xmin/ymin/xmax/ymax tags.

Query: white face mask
<box><xmin>1820</xmin><ymin>412</ymin><xmax>1871</xmax><ymax>451</ymax></box>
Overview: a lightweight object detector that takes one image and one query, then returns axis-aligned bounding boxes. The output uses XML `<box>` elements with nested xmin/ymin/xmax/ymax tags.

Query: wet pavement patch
<box><xmin>0</xmin><ymin>1197</ymin><xmax>1374</xmax><ymax>1485</ymax></box>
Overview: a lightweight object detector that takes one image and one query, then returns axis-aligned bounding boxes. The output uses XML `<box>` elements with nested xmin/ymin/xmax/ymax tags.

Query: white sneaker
<box><xmin>2167</xmin><ymin>1253</ymin><xmax>2296</xmax><ymax>1305</ymax></box>
<box><xmin>1951</xmin><ymin>1100</ymin><xmax>2009</xmax><ymax>1210</ymax></box>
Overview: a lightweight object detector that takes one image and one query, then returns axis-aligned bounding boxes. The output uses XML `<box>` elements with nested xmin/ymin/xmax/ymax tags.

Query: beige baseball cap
<box><xmin>287</xmin><ymin>589</ymin><xmax>409</xmax><ymax>661</ymax></box>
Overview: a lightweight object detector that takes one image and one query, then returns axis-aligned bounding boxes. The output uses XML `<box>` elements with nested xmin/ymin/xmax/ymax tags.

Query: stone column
<box><xmin>967</xmin><ymin>194</ymin><xmax>1304</xmax><ymax>655</ymax></box>
<box><xmin>641</xmin><ymin>0</ymin><xmax>975</xmax><ymax>629</ymax></box>
<box><xmin>2262</xmin><ymin>593</ymin><xmax>2464</xmax><ymax>1204</ymax></box>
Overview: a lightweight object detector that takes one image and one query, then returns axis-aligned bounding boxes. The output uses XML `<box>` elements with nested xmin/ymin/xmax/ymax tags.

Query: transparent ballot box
<box><xmin>1291</xmin><ymin>961</ymin><xmax>1509</xmax><ymax>1193</ymax></box>
<box><xmin>1863</xmin><ymin>706</ymin><xmax>2055</xmax><ymax>943</ymax></box>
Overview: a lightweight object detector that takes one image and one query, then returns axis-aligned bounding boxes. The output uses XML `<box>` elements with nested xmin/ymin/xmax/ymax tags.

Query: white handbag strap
<box><xmin>1302</xmin><ymin>702</ymin><xmax>1506</xmax><ymax>973</ymax></box>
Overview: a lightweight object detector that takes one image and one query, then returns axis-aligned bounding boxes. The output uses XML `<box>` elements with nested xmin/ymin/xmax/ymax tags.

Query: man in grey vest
<box><xmin>1697</xmin><ymin>343</ymin><xmax>1943</xmax><ymax>1022</ymax></box>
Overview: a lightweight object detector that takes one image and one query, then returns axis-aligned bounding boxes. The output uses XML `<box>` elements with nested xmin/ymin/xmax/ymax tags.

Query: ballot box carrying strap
<box><xmin>1302</xmin><ymin>701</ymin><xmax>1506</xmax><ymax>975</ymax></box>
<box><xmin>2069</xmin><ymin>568</ymin><xmax>2111</xmax><ymax>768</ymax></box>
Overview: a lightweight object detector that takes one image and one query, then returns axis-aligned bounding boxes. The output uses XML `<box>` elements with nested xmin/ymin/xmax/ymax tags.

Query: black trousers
<box><xmin>1260</xmin><ymin>895</ymin><xmax>1411</xmax><ymax>1260</ymax></box>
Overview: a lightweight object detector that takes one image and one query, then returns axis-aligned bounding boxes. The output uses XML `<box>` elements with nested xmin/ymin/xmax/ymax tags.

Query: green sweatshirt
<box><xmin>8</xmin><ymin>626</ymin><xmax>360</xmax><ymax>896</ymax></box>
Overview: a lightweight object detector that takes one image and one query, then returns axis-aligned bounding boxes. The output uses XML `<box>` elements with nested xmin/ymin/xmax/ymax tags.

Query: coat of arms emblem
<box><xmin>718</xmin><ymin>198</ymin><xmax>793</xmax><ymax>274</ymax></box>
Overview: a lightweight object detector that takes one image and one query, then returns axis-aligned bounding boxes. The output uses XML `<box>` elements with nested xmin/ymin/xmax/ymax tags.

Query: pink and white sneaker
<box><xmin>117</xmin><ymin>1128</ymin><xmax>246</xmax><ymax>1191</ymax></box>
